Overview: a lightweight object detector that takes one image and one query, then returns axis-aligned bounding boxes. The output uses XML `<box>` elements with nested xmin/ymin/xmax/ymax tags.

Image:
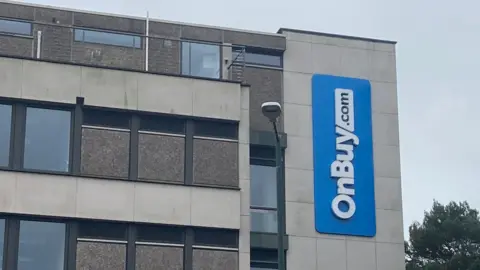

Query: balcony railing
<box><xmin>0</xmin><ymin>20</ymin><xmax>246</xmax><ymax>82</ymax></box>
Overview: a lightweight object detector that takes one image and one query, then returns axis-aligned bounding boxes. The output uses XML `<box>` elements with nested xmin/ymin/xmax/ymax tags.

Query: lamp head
<box><xmin>261</xmin><ymin>101</ymin><xmax>282</xmax><ymax>122</ymax></box>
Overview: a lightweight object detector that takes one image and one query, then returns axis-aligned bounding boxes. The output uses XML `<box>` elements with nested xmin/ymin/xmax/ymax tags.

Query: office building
<box><xmin>0</xmin><ymin>1</ymin><xmax>404</xmax><ymax>269</ymax></box>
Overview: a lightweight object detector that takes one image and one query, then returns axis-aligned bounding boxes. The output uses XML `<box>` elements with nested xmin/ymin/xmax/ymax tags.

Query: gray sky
<box><xmin>19</xmin><ymin>0</ymin><xmax>480</xmax><ymax>239</ymax></box>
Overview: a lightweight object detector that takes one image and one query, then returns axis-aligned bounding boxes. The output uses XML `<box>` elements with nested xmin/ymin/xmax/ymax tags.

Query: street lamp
<box><xmin>261</xmin><ymin>102</ymin><xmax>286</xmax><ymax>270</ymax></box>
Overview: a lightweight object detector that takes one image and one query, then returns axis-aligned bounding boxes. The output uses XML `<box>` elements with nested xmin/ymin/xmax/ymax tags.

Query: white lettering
<box><xmin>332</xmin><ymin>194</ymin><xmax>356</xmax><ymax>219</ymax></box>
<box><xmin>331</xmin><ymin>88</ymin><xmax>358</xmax><ymax>220</ymax></box>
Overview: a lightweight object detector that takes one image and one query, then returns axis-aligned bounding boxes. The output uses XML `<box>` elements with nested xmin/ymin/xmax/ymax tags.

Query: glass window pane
<box><xmin>245</xmin><ymin>53</ymin><xmax>282</xmax><ymax>67</ymax></box>
<box><xmin>0</xmin><ymin>104</ymin><xmax>12</xmax><ymax>167</ymax></box>
<box><xmin>251</xmin><ymin>209</ymin><xmax>277</xmax><ymax>233</ymax></box>
<box><xmin>24</xmin><ymin>108</ymin><xmax>71</xmax><ymax>172</ymax></box>
<box><xmin>0</xmin><ymin>19</ymin><xmax>32</xmax><ymax>35</ymax></box>
<box><xmin>0</xmin><ymin>219</ymin><xmax>4</xmax><ymax>268</ymax></box>
<box><xmin>74</xmin><ymin>29</ymin><xmax>140</xmax><ymax>48</ymax></box>
<box><xmin>250</xmin><ymin>165</ymin><xmax>277</xmax><ymax>208</ymax></box>
<box><xmin>18</xmin><ymin>221</ymin><xmax>66</xmax><ymax>270</ymax></box>
<box><xmin>182</xmin><ymin>42</ymin><xmax>220</xmax><ymax>79</ymax></box>
<box><xmin>181</xmin><ymin>42</ymin><xmax>190</xmax><ymax>75</ymax></box>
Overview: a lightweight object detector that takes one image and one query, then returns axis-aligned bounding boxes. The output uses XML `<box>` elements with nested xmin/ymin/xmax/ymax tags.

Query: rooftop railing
<box><xmin>0</xmin><ymin>19</ymin><xmax>246</xmax><ymax>82</ymax></box>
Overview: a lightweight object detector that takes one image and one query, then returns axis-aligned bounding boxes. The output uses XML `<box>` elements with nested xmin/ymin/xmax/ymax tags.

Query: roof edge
<box><xmin>277</xmin><ymin>28</ymin><xmax>397</xmax><ymax>45</ymax></box>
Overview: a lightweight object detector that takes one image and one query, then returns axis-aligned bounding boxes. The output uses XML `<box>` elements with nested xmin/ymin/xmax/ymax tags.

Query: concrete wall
<box><xmin>282</xmin><ymin>30</ymin><xmax>404</xmax><ymax>270</ymax></box>
<box><xmin>0</xmin><ymin>56</ymin><xmax>242</xmax><ymax>120</ymax></box>
<box><xmin>0</xmin><ymin>171</ymin><xmax>240</xmax><ymax>229</ymax></box>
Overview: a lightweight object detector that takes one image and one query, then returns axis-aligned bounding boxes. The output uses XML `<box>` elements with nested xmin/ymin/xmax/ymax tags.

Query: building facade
<box><xmin>0</xmin><ymin>1</ymin><xmax>404</xmax><ymax>269</ymax></box>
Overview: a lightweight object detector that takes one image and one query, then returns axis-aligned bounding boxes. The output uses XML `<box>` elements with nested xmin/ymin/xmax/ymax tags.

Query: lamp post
<box><xmin>261</xmin><ymin>102</ymin><xmax>285</xmax><ymax>270</ymax></box>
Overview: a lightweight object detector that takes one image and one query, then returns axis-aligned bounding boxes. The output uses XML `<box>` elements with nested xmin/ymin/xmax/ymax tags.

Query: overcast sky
<box><xmin>18</xmin><ymin>0</ymin><xmax>480</xmax><ymax>239</ymax></box>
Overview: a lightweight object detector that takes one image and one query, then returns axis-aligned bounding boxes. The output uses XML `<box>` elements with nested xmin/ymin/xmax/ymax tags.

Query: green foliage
<box><xmin>406</xmin><ymin>201</ymin><xmax>480</xmax><ymax>270</ymax></box>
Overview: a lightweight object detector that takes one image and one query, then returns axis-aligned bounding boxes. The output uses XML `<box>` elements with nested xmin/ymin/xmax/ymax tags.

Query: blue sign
<box><xmin>312</xmin><ymin>74</ymin><xmax>376</xmax><ymax>237</ymax></box>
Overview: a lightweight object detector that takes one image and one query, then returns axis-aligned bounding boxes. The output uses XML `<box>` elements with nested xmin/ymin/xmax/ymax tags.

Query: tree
<box><xmin>405</xmin><ymin>201</ymin><xmax>480</xmax><ymax>270</ymax></box>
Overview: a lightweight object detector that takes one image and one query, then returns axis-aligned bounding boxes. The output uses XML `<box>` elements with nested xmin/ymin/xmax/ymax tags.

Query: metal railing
<box><xmin>0</xmin><ymin>21</ymin><xmax>246</xmax><ymax>82</ymax></box>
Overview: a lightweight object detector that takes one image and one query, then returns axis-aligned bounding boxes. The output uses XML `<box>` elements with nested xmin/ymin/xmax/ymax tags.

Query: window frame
<box><xmin>22</xmin><ymin>105</ymin><xmax>74</xmax><ymax>174</ymax></box>
<box><xmin>0</xmin><ymin>99</ymin><xmax>240</xmax><ymax>190</ymax></box>
<box><xmin>181</xmin><ymin>40</ymin><xmax>222</xmax><ymax>79</ymax></box>
<box><xmin>0</xmin><ymin>18</ymin><xmax>33</xmax><ymax>37</ymax></box>
<box><xmin>0</xmin><ymin>102</ymin><xmax>14</xmax><ymax>169</ymax></box>
<box><xmin>250</xmin><ymin>146</ymin><xmax>280</xmax><ymax>233</ymax></box>
<box><xmin>73</xmin><ymin>28</ymin><xmax>142</xmax><ymax>49</ymax></box>
<box><xmin>0</xmin><ymin>214</ymin><xmax>238</xmax><ymax>270</ymax></box>
<box><xmin>0</xmin><ymin>99</ymin><xmax>75</xmax><ymax>174</ymax></box>
<box><xmin>17</xmin><ymin>219</ymin><xmax>68</xmax><ymax>270</ymax></box>
<box><xmin>251</xmin><ymin>248</ymin><xmax>279</xmax><ymax>269</ymax></box>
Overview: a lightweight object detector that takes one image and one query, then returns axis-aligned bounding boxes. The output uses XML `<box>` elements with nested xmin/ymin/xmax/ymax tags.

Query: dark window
<box><xmin>83</xmin><ymin>108</ymin><xmax>130</xmax><ymax>129</ymax></box>
<box><xmin>0</xmin><ymin>19</ymin><xmax>32</xmax><ymax>36</ymax></box>
<box><xmin>74</xmin><ymin>29</ymin><xmax>141</xmax><ymax>48</ymax></box>
<box><xmin>194</xmin><ymin>120</ymin><xmax>238</xmax><ymax>139</ymax></box>
<box><xmin>17</xmin><ymin>220</ymin><xmax>66</xmax><ymax>270</ymax></box>
<box><xmin>0</xmin><ymin>219</ymin><xmax>4</xmax><ymax>267</ymax></box>
<box><xmin>136</xmin><ymin>224</ymin><xmax>184</xmax><ymax>244</ymax></box>
<box><xmin>0</xmin><ymin>104</ymin><xmax>12</xmax><ymax>167</ymax></box>
<box><xmin>140</xmin><ymin>115</ymin><xmax>185</xmax><ymax>134</ymax></box>
<box><xmin>182</xmin><ymin>42</ymin><xmax>220</xmax><ymax>79</ymax></box>
<box><xmin>250</xmin><ymin>146</ymin><xmax>278</xmax><ymax>233</ymax></box>
<box><xmin>193</xmin><ymin>228</ymin><xmax>238</xmax><ymax>248</ymax></box>
<box><xmin>233</xmin><ymin>48</ymin><xmax>282</xmax><ymax>68</ymax></box>
<box><xmin>23</xmin><ymin>108</ymin><xmax>71</xmax><ymax>172</ymax></box>
<box><xmin>251</xmin><ymin>249</ymin><xmax>278</xmax><ymax>269</ymax></box>
<box><xmin>78</xmin><ymin>220</ymin><xmax>128</xmax><ymax>241</ymax></box>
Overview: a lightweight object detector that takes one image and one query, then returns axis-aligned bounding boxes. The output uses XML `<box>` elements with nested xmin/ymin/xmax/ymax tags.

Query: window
<box><xmin>251</xmin><ymin>249</ymin><xmax>278</xmax><ymax>269</ymax></box>
<box><xmin>0</xmin><ymin>19</ymin><xmax>32</xmax><ymax>36</ymax></box>
<box><xmin>136</xmin><ymin>224</ymin><xmax>184</xmax><ymax>244</ymax></box>
<box><xmin>77</xmin><ymin>220</ymin><xmax>127</xmax><ymax>241</ymax></box>
<box><xmin>17</xmin><ymin>220</ymin><xmax>66</xmax><ymax>270</ymax></box>
<box><xmin>76</xmin><ymin>221</ymin><xmax>127</xmax><ymax>270</ymax></box>
<box><xmin>81</xmin><ymin>108</ymin><xmax>130</xmax><ymax>178</ymax></box>
<box><xmin>250</xmin><ymin>146</ymin><xmax>278</xmax><ymax>233</ymax></box>
<box><xmin>192</xmin><ymin>228</ymin><xmax>239</xmax><ymax>270</ymax></box>
<box><xmin>233</xmin><ymin>48</ymin><xmax>282</xmax><ymax>68</ymax></box>
<box><xmin>182</xmin><ymin>41</ymin><xmax>220</xmax><ymax>79</ymax></box>
<box><xmin>23</xmin><ymin>108</ymin><xmax>71</xmax><ymax>172</ymax></box>
<box><xmin>193</xmin><ymin>228</ymin><xmax>238</xmax><ymax>248</ymax></box>
<box><xmin>0</xmin><ymin>104</ymin><xmax>12</xmax><ymax>167</ymax></box>
<box><xmin>74</xmin><ymin>29</ymin><xmax>141</xmax><ymax>48</ymax></box>
<box><xmin>138</xmin><ymin>115</ymin><xmax>185</xmax><ymax>183</ymax></box>
<box><xmin>135</xmin><ymin>225</ymin><xmax>184</xmax><ymax>270</ymax></box>
<box><xmin>194</xmin><ymin>120</ymin><xmax>238</xmax><ymax>140</ymax></box>
<box><xmin>0</xmin><ymin>219</ymin><xmax>4</xmax><ymax>268</ymax></box>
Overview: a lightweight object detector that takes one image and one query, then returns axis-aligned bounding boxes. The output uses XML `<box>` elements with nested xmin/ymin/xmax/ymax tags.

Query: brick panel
<box><xmin>35</xmin><ymin>25</ymin><xmax>72</xmax><ymax>62</ymax></box>
<box><xmin>0</xmin><ymin>3</ymin><xmax>34</xmax><ymax>20</ymax></box>
<box><xmin>34</xmin><ymin>7</ymin><xmax>73</xmax><ymax>24</ymax></box>
<box><xmin>181</xmin><ymin>25</ymin><xmax>222</xmax><ymax>42</ymax></box>
<box><xmin>243</xmin><ymin>66</ymin><xmax>283</xmax><ymax>131</ymax></box>
<box><xmin>72</xmin><ymin>41</ymin><xmax>144</xmax><ymax>70</ymax></box>
<box><xmin>224</xmin><ymin>30</ymin><xmax>286</xmax><ymax>50</ymax></box>
<box><xmin>149</xmin><ymin>21</ymin><xmax>181</xmax><ymax>38</ymax></box>
<box><xmin>147</xmin><ymin>38</ymin><xmax>180</xmax><ymax>74</ymax></box>
<box><xmin>0</xmin><ymin>36</ymin><xmax>33</xmax><ymax>57</ymax></box>
<box><xmin>73</xmin><ymin>12</ymin><xmax>145</xmax><ymax>34</ymax></box>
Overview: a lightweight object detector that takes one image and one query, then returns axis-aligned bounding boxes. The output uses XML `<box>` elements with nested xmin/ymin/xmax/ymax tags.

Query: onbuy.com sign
<box><xmin>331</xmin><ymin>89</ymin><xmax>357</xmax><ymax>220</ymax></box>
<box><xmin>312</xmin><ymin>75</ymin><xmax>376</xmax><ymax>237</ymax></box>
